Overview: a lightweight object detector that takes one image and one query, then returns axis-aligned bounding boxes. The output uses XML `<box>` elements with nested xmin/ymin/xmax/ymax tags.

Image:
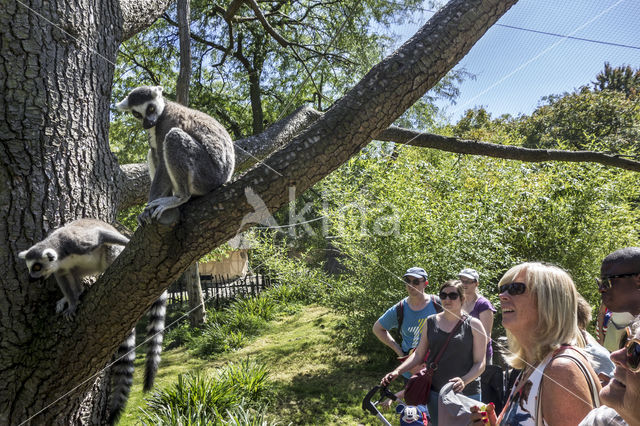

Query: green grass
<box><xmin>118</xmin><ymin>305</ymin><xmax>400</xmax><ymax>425</ymax></box>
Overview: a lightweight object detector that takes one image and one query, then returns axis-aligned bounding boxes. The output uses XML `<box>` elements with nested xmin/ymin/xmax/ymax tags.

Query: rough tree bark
<box><xmin>0</xmin><ymin>0</ymin><xmax>171</xmax><ymax>423</ymax></box>
<box><xmin>1</xmin><ymin>0</ymin><xmax>519</xmax><ymax>423</ymax></box>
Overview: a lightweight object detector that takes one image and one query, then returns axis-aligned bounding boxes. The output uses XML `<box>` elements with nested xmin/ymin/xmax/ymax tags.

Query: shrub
<box><xmin>223</xmin><ymin>405</ymin><xmax>285</xmax><ymax>426</ymax></box>
<box><xmin>139</xmin><ymin>360</ymin><xmax>271</xmax><ymax>425</ymax></box>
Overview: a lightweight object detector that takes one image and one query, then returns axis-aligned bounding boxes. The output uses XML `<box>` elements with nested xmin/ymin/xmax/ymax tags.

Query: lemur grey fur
<box><xmin>18</xmin><ymin>218</ymin><xmax>167</xmax><ymax>424</ymax></box>
<box><xmin>18</xmin><ymin>218</ymin><xmax>129</xmax><ymax>320</ymax></box>
<box><xmin>116</xmin><ymin>86</ymin><xmax>235</xmax><ymax>225</ymax></box>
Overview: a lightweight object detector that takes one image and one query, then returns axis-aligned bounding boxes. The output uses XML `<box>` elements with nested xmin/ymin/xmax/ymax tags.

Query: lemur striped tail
<box><xmin>107</xmin><ymin>328</ymin><xmax>136</xmax><ymax>425</ymax></box>
<box><xmin>143</xmin><ymin>290</ymin><xmax>167</xmax><ymax>392</ymax></box>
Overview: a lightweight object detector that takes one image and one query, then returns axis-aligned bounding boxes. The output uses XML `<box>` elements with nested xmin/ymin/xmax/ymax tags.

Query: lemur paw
<box><xmin>63</xmin><ymin>305</ymin><xmax>77</xmax><ymax>321</ymax></box>
<box><xmin>138</xmin><ymin>208</ymin><xmax>153</xmax><ymax>226</ymax></box>
<box><xmin>146</xmin><ymin>197</ymin><xmax>174</xmax><ymax>208</ymax></box>
<box><xmin>156</xmin><ymin>207</ymin><xmax>180</xmax><ymax>225</ymax></box>
<box><xmin>56</xmin><ymin>297</ymin><xmax>68</xmax><ymax>313</ymax></box>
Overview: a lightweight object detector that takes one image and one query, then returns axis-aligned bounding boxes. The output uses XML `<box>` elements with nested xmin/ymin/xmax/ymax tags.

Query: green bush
<box><xmin>223</xmin><ymin>405</ymin><xmax>285</xmax><ymax>426</ymax></box>
<box><xmin>164</xmin><ymin>322</ymin><xmax>202</xmax><ymax>350</ymax></box>
<box><xmin>190</xmin><ymin>297</ymin><xmax>275</xmax><ymax>357</ymax></box>
<box><xmin>193</xmin><ymin>322</ymin><xmax>245</xmax><ymax>357</ymax></box>
<box><xmin>314</xmin><ymin>144</ymin><xmax>640</xmax><ymax>350</ymax></box>
<box><xmin>230</xmin><ymin>295</ymin><xmax>276</xmax><ymax>322</ymax></box>
<box><xmin>139</xmin><ymin>360</ymin><xmax>271</xmax><ymax>425</ymax></box>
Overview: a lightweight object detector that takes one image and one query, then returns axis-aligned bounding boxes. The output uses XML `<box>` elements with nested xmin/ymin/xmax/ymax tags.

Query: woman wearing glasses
<box><xmin>471</xmin><ymin>262</ymin><xmax>601</xmax><ymax>426</ymax></box>
<box><xmin>580</xmin><ymin>315</ymin><xmax>640</xmax><ymax>425</ymax></box>
<box><xmin>381</xmin><ymin>280</ymin><xmax>487</xmax><ymax>425</ymax></box>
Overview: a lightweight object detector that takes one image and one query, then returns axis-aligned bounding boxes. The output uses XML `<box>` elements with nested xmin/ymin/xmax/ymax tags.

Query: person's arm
<box><xmin>373</xmin><ymin>320</ymin><xmax>404</xmax><ymax>357</ymax></box>
<box><xmin>451</xmin><ymin>317</ymin><xmax>487</xmax><ymax>392</ymax></box>
<box><xmin>540</xmin><ymin>356</ymin><xmax>601</xmax><ymax>426</ymax></box>
<box><xmin>381</xmin><ymin>320</ymin><xmax>430</xmax><ymax>386</ymax></box>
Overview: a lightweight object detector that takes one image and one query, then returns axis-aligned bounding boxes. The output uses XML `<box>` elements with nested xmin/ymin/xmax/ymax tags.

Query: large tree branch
<box><xmin>118</xmin><ymin>104</ymin><xmax>640</xmax><ymax>211</ymax></box>
<box><xmin>49</xmin><ymin>0</ymin><xmax>520</xmax><ymax>401</ymax></box>
<box><xmin>377</xmin><ymin>127</ymin><xmax>640</xmax><ymax>172</ymax></box>
<box><xmin>119</xmin><ymin>0</ymin><xmax>174</xmax><ymax>40</ymax></box>
<box><xmin>117</xmin><ymin>163</ymin><xmax>150</xmax><ymax>209</ymax></box>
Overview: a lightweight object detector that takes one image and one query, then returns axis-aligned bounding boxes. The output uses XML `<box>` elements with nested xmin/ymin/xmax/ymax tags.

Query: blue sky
<box><xmin>388</xmin><ymin>0</ymin><xmax>640</xmax><ymax>122</ymax></box>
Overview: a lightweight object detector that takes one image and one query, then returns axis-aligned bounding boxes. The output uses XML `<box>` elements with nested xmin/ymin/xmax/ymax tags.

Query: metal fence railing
<box><xmin>166</xmin><ymin>272</ymin><xmax>273</xmax><ymax>311</ymax></box>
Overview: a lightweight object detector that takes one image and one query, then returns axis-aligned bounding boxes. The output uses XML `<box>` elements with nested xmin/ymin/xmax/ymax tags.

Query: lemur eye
<box><xmin>32</xmin><ymin>264</ymin><xmax>42</xmax><ymax>271</ymax></box>
<box><xmin>148</xmin><ymin>105</ymin><xmax>155</xmax><ymax>113</ymax></box>
<box><xmin>132</xmin><ymin>111</ymin><xmax>142</xmax><ymax>119</ymax></box>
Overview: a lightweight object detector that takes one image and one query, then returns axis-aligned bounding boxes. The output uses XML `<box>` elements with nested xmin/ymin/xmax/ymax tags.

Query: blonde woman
<box><xmin>471</xmin><ymin>262</ymin><xmax>601</xmax><ymax>426</ymax></box>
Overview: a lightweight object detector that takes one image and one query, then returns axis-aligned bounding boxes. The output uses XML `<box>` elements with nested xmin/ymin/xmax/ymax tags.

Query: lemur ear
<box><xmin>116</xmin><ymin>97</ymin><xmax>130</xmax><ymax>111</ymax></box>
<box><xmin>18</xmin><ymin>250</ymin><xmax>28</xmax><ymax>259</ymax></box>
<box><xmin>153</xmin><ymin>86</ymin><xmax>164</xmax><ymax>97</ymax></box>
<box><xmin>43</xmin><ymin>248</ymin><xmax>57</xmax><ymax>262</ymax></box>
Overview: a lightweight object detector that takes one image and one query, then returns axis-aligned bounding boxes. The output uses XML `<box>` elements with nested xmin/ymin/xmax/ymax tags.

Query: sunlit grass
<box><xmin>118</xmin><ymin>306</ymin><xmax>399</xmax><ymax>425</ymax></box>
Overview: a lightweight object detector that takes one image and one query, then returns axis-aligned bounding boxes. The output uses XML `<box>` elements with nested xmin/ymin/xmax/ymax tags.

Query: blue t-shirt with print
<box><xmin>378</xmin><ymin>296</ymin><xmax>440</xmax><ymax>354</ymax></box>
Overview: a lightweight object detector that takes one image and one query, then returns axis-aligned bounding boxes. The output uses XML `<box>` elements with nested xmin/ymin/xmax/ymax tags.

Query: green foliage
<box><xmin>230</xmin><ymin>296</ymin><xmax>276</xmax><ymax>322</ymax></box>
<box><xmin>138</xmin><ymin>360</ymin><xmax>271</xmax><ymax>425</ymax></box>
<box><xmin>186</xmin><ymin>276</ymin><xmax>320</xmax><ymax>358</ymax></box>
<box><xmin>116</xmin><ymin>205</ymin><xmax>144</xmax><ymax>232</ymax></box>
<box><xmin>515</xmin><ymin>87</ymin><xmax>640</xmax><ymax>153</ymax></box>
<box><xmin>593</xmin><ymin>62</ymin><xmax>640</xmax><ymax>98</ymax></box>
<box><xmin>109</xmin><ymin>0</ymin><xmax>466</xmax><ymax>164</ymax></box>
<box><xmin>199</xmin><ymin>244</ymin><xmax>235</xmax><ymax>263</ymax></box>
<box><xmin>164</xmin><ymin>322</ymin><xmax>203</xmax><ymax>351</ymax></box>
<box><xmin>223</xmin><ymin>405</ymin><xmax>285</xmax><ymax>426</ymax></box>
<box><xmin>311</xmin><ymin>142</ymin><xmax>640</xmax><ymax>350</ymax></box>
<box><xmin>448</xmin><ymin>64</ymin><xmax>640</xmax><ymax>156</ymax></box>
<box><xmin>248</xmin><ymin>229</ymin><xmax>336</xmax><ymax>305</ymax></box>
<box><xmin>193</xmin><ymin>307</ymin><xmax>266</xmax><ymax>357</ymax></box>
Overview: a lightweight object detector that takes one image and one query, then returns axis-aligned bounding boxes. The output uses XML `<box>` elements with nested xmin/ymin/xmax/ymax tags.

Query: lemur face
<box><xmin>116</xmin><ymin>86</ymin><xmax>166</xmax><ymax>129</ymax></box>
<box><xmin>18</xmin><ymin>248</ymin><xmax>59</xmax><ymax>281</ymax></box>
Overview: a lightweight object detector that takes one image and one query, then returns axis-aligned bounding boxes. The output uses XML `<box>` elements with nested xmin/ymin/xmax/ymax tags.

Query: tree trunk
<box><xmin>183</xmin><ymin>263</ymin><xmax>207</xmax><ymax>327</ymax></box>
<box><xmin>176</xmin><ymin>0</ymin><xmax>191</xmax><ymax>106</ymax></box>
<box><xmin>0</xmin><ymin>0</ymin><xmax>171</xmax><ymax>423</ymax></box>
<box><xmin>0</xmin><ymin>0</ymin><xmax>518</xmax><ymax>423</ymax></box>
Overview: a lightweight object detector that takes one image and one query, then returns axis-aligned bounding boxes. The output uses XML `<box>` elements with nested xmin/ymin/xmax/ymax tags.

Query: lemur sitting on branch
<box><xmin>116</xmin><ymin>86</ymin><xmax>235</xmax><ymax>225</ymax></box>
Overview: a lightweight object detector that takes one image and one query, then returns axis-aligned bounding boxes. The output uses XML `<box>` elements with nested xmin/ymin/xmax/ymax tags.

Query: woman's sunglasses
<box><xmin>404</xmin><ymin>277</ymin><xmax>424</xmax><ymax>286</ymax></box>
<box><xmin>439</xmin><ymin>291</ymin><xmax>460</xmax><ymax>300</ymax></box>
<box><xmin>498</xmin><ymin>281</ymin><xmax>527</xmax><ymax>296</ymax></box>
<box><xmin>619</xmin><ymin>326</ymin><xmax>640</xmax><ymax>373</ymax></box>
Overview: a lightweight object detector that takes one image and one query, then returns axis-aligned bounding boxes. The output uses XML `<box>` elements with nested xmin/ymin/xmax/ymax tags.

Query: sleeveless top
<box><xmin>425</xmin><ymin>315</ymin><xmax>480</xmax><ymax>396</ymax></box>
<box><xmin>498</xmin><ymin>346</ymin><xmax>600</xmax><ymax>426</ymax></box>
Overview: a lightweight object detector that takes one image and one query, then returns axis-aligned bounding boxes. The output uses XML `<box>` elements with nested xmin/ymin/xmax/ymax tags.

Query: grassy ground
<box><xmin>118</xmin><ymin>305</ymin><xmax>401</xmax><ymax>425</ymax></box>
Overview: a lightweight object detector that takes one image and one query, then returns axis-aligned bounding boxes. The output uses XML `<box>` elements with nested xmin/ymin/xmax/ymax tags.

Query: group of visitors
<box><xmin>373</xmin><ymin>247</ymin><xmax>640</xmax><ymax>426</ymax></box>
<box><xmin>375</xmin><ymin>267</ymin><xmax>495</xmax><ymax>423</ymax></box>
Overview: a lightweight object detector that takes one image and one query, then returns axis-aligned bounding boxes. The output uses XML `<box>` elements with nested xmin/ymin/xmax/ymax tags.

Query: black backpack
<box><xmin>395</xmin><ymin>295</ymin><xmax>443</xmax><ymax>330</ymax></box>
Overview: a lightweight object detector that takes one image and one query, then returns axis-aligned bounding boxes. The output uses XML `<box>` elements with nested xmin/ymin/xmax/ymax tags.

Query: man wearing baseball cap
<box><xmin>373</xmin><ymin>266</ymin><xmax>442</xmax><ymax>379</ymax></box>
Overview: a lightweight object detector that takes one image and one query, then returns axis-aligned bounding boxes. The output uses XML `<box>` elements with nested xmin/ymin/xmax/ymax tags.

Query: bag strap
<box><xmin>553</xmin><ymin>352</ymin><xmax>601</xmax><ymax>408</ymax></box>
<box><xmin>396</xmin><ymin>299</ymin><xmax>405</xmax><ymax>331</ymax></box>
<box><xmin>432</xmin><ymin>294</ymin><xmax>444</xmax><ymax>313</ymax></box>
<box><xmin>534</xmin><ymin>348</ymin><xmax>601</xmax><ymax>425</ymax></box>
<box><xmin>431</xmin><ymin>315</ymin><xmax>466</xmax><ymax>366</ymax></box>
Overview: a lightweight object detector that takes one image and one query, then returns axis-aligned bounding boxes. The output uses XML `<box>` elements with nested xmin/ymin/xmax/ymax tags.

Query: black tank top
<box><xmin>425</xmin><ymin>315</ymin><xmax>480</xmax><ymax>395</ymax></box>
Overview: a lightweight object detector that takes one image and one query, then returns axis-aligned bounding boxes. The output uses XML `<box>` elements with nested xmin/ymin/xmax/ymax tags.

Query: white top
<box><xmin>579</xmin><ymin>406</ymin><xmax>627</xmax><ymax>426</ymax></box>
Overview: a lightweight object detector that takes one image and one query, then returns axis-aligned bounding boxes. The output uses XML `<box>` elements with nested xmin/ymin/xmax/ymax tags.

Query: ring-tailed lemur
<box><xmin>18</xmin><ymin>219</ymin><xmax>167</xmax><ymax>424</ymax></box>
<box><xmin>116</xmin><ymin>86</ymin><xmax>235</xmax><ymax>225</ymax></box>
<box><xmin>18</xmin><ymin>218</ymin><xmax>130</xmax><ymax>320</ymax></box>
